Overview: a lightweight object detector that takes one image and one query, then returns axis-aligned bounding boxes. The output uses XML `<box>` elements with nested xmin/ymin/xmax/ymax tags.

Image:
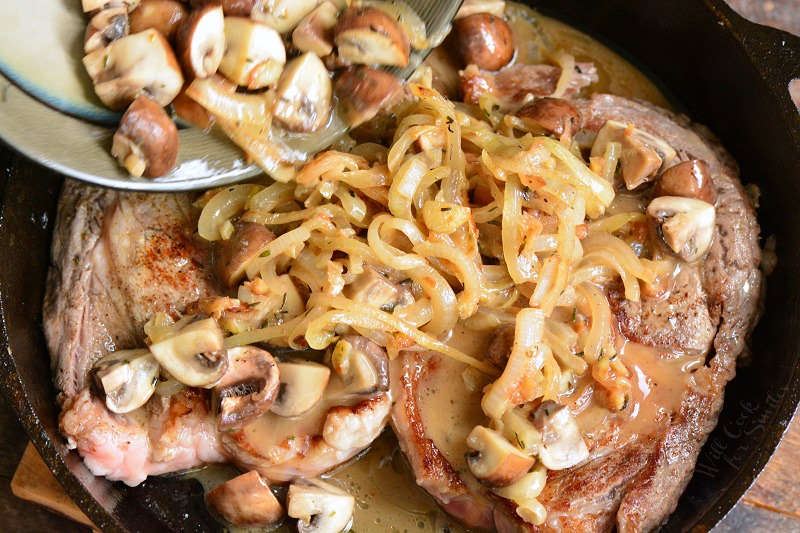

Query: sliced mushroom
<box><xmin>328</xmin><ymin>336</ymin><xmax>389</xmax><ymax>396</ymax></box>
<box><xmin>251</xmin><ymin>0</ymin><xmax>320</xmax><ymax>33</ymax></box>
<box><xmin>287</xmin><ymin>478</ymin><xmax>355</xmax><ymax>533</ymax></box>
<box><xmin>342</xmin><ymin>266</ymin><xmax>412</xmax><ymax>312</ymax></box>
<box><xmin>455</xmin><ymin>0</ymin><xmax>506</xmax><ymax>19</ymax></box>
<box><xmin>111</xmin><ymin>93</ymin><xmax>178</xmax><ymax>177</ymax></box>
<box><xmin>334</xmin><ymin>67</ymin><xmax>402</xmax><ymax>127</ymax></box>
<box><xmin>91</xmin><ymin>349</ymin><xmax>159</xmax><ymax>413</ymax></box>
<box><xmin>218</xmin><ymin>16</ymin><xmax>285</xmax><ymax>89</ymax></box>
<box><xmin>148</xmin><ymin>317</ymin><xmax>228</xmax><ymax>387</ymax></box>
<box><xmin>590</xmin><ymin>120</ymin><xmax>677</xmax><ymax>190</ymax></box>
<box><xmin>453</xmin><ymin>13</ymin><xmax>514</xmax><ymax>71</ymax></box>
<box><xmin>129</xmin><ymin>0</ymin><xmax>188</xmax><ymax>40</ymax></box>
<box><xmin>532</xmin><ymin>400</ymin><xmax>589</xmax><ymax>470</ymax></box>
<box><xmin>175</xmin><ymin>4</ymin><xmax>225</xmax><ymax>78</ymax></box>
<box><xmin>271</xmin><ymin>360</ymin><xmax>331</xmax><ymax>417</ymax></box>
<box><xmin>273</xmin><ymin>52</ymin><xmax>332</xmax><ymax>133</ymax></box>
<box><xmin>517</xmin><ymin>97</ymin><xmax>582</xmax><ymax>139</ymax></box>
<box><xmin>84</xmin><ymin>6</ymin><xmax>129</xmax><ymax>54</ymax></box>
<box><xmin>83</xmin><ymin>28</ymin><xmax>184</xmax><ymax>109</ymax></box>
<box><xmin>653</xmin><ymin>159</ymin><xmax>717</xmax><ymax>204</ymax></box>
<box><xmin>214</xmin><ymin>221</ymin><xmax>275</xmax><ymax>287</ymax></box>
<box><xmin>206</xmin><ymin>470</ymin><xmax>284</xmax><ymax>527</ymax></box>
<box><xmin>334</xmin><ymin>7</ymin><xmax>410</xmax><ymax>67</ymax></box>
<box><xmin>212</xmin><ymin>346</ymin><xmax>280</xmax><ymax>430</ymax></box>
<box><xmin>485</xmin><ymin>323</ymin><xmax>514</xmax><ymax>369</ymax></box>
<box><xmin>292</xmin><ymin>1</ymin><xmax>339</xmax><ymax>57</ymax></box>
<box><xmin>647</xmin><ymin>195</ymin><xmax>716</xmax><ymax>262</ymax></box>
<box><xmin>466</xmin><ymin>425</ymin><xmax>535</xmax><ymax>487</ymax></box>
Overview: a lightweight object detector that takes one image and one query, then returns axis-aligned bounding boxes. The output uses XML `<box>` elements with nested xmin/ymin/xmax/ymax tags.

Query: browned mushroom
<box><xmin>271</xmin><ymin>360</ymin><xmax>331</xmax><ymax>417</ymax></box>
<box><xmin>206</xmin><ymin>470</ymin><xmax>284</xmax><ymax>527</ymax></box>
<box><xmin>287</xmin><ymin>479</ymin><xmax>355</xmax><ymax>533</ymax></box>
<box><xmin>111</xmin><ymin>93</ymin><xmax>178</xmax><ymax>178</ymax></box>
<box><xmin>273</xmin><ymin>52</ymin><xmax>332</xmax><ymax>132</ymax></box>
<box><xmin>129</xmin><ymin>0</ymin><xmax>188</xmax><ymax>40</ymax></box>
<box><xmin>83</xmin><ymin>28</ymin><xmax>184</xmax><ymax>109</ymax></box>
<box><xmin>532</xmin><ymin>401</ymin><xmax>589</xmax><ymax>470</ymax></box>
<box><xmin>175</xmin><ymin>4</ymin><xmax>225</xmax><ymax>78</ymax></box>
<box><xmin>214</xmin><ymin>221</ymin><xmax>275</xmax><ymax>287</ymax></box>
<box><xmin>466</xmin><ymin>425</ymin><xmax>535</xmax><ymax>487</ymax></box>
<box><xmin>251</xmin><ymin>0</ymin><xmax>319</xmax><ymax>33</ymax></box>
<box><xmin>653</xmin><ymin>159</ymin><xmax>717</xmax><ymax>204</ymax></box>
<box><xmin>342</xmin><ymin>266</ymin><xmax>412</xmax><ymax>312</ymax></box>
<box><xmin>212</xmin><ymin>346</ymin><xmax>280</xmax><ymax>430</ymax></box>
<box><xmin>218</xmin><ymin>17</ymin><xmax>286</xmax><ymax>89</ymax></box>
<box><xmin>517</xmin><ymin>97</ymin><xmax>582</xmax><ymax>139</ymax></box>
<box><xmin>485</xmin><ymin>323</ymin><xmax>514</xmax><ymax>369</ymax></box>
<box><xmin>453</xmin><ymin>13</ymin><xmax>514</xmax><ymax>71</ymax></box>
<box><xmin>292</xmin><ymin>1</ymin><xmax>339</xmax><ymax>57</ymax></box>
<box><xmin>334</xmin><ymin>67</ymin><xmax>403</xmax><ymax>127</ymax></box>
<box><xmin>148</xmin><ymin>317</ymin><xmax>228</xmax><ymax>387</ymax></box>
<box><xmin>84</xmin><ymin>6</ymin><xmax>129</xmax><ymax>54</ymax></box>
<box><xmin>334</xmin><ymin>7</ymin><xmax>411</xmax><ymax>67</ymax></box>
<box><xmin>647</xmin><ymin>195</ymin><xmax>716</xmax><ymax>262</ymax></box>
<box><xmin>328</xmin><ymin>335</ymin><xmax>390</xmax><ymax>396</ymax></box>
<box><xmin>590</xmin><ymin>120</ymin><xmax>676</xmax><ymax>190</ymax></box>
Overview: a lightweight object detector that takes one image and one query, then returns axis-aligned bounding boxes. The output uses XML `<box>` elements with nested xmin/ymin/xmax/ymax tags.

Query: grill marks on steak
<box><xmin>43</xmin><ymin>180</ymin><xmax>218</xmax><ymax>400</ymax></box>
<box><xmin>392</xmin><ymin>94</ymin><xmax>761</xmax><ymax>532</ymax></box>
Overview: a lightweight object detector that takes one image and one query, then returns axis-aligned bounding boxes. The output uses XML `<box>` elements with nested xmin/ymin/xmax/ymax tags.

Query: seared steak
<box><xmin>43</xmin><ymin>181</ymin><xmax>218</xmax><ymax>401</ymax></box>
<box><xmin>391</xmin><ymin>94</ymin><xmax>762</xmax><ymax>532</ymax></box>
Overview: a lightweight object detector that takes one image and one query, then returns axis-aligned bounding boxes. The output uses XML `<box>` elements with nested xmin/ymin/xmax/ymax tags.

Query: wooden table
<box><xmin>2</xmin><ymin>1</ymin><xmax>799</xmax><ymax>531</ymax></box>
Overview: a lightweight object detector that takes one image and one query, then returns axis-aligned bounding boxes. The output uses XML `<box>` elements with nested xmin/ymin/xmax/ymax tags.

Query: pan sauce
<box><xmin>188</xmin><ymin>6</ymin><xmax>686</xmax><ymax>532</ymax></box>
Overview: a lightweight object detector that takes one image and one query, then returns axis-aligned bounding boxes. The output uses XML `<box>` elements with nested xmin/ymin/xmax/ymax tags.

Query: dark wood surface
<box><xmin>1</xmin><ymin>1</ymin><xmax>799</xmax><ymax>532</ymax></box>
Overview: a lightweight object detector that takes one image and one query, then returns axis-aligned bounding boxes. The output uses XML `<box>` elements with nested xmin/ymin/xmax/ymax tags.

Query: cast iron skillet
<box><xmin>1</xmin><ymin>0</ymin><xmax>799</xmax><ymax>531</ymax></box>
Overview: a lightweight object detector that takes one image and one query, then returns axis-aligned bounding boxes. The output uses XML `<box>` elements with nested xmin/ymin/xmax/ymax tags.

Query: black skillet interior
<box><xmin>1</xmin><ymin>0</ymin><xmax>799</xmax><ymax>531</ymax></box>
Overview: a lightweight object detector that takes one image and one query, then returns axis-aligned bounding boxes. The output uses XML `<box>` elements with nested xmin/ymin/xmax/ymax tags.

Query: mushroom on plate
<box><xmin>218</xmin><ymin>16</ymin><xmax>285</xmax><ymax>89</ymax></box>
<box><xmin>273</xmin><ymin>52</ymin><xmax>332</xmax><ymax>133</ymax></box>
<box><xmin>292</xmin><ymin>1</ymin><xmax>339</xmax><ymax>57</ymax></box>
<box><xmin>129</xmin><ymin>0</ymin><xmax>188</xmax><ymax>40</ymax></box>
<box><xmin>212</xmin><ymin>346</ymin><xmax>280</xmax><ymax>430</ymax></box>
<box><xmin>83</xmin><ymin>28</ymin><xmax>184</xmax><ymax>109</ymax></box>
<box><xmin>590</xmin><ymin>119</ymin><xmax>676</xmax><ymax>190</ymax></box>
<box><xmin>214</xmin><ymin>221</ymin><xmax>275</xmax><ymax>287</ymax></box>
<box><xmin>287</xmin><ymin>478</ymin><xmax>355</xmax><ymax>533</ymax></box>
<box><xmin>91</xmin><ymin>348</ymin><xmax>160</xmax><ymax>413</ymax></box>
<box><xmin>453</xmin><ymin>12</ymin><xmax>514</xmax><ymax>71</ymax></box>
<box><xmin>532</xmin><ymin>400</ymin><xmax>589</xmax><ymax>470</ymax></box>
<box><xmin>647</xmin><ymin>195</ymin><xmax>716</xmax><ymax>262</ymax></box>
<box><xmin>175</xmin><ymin>4</ymin><xmax>225</xmax><ymax>79</ymax></box>
<box><xmin>206</xmin><ymin>470</ymin><xmax>284</xmax><ymax>527</ymax></box>
<box><xmin>334</xmin><ymin>67</ymin><xmax>402</xmax><ymax>127</ymax></box>
<box><xmin>334</xmin><ymin>7</ymin><xmax>411</xmax><ymax>67</ymax></box>
<box><xmin>251</xmin><ymin>0</ymin><xmax>320</xmax><ymax>33</ymax></box>
<box><xmin>111</xmin><ymin>93</ymin><xmax>178</xmax><ymax>178</ymax></box>
<box><xmin>653</xmin><ymin>159</ymin><xmax>717</xmax><ymax>204</ymax></box>
<box><xmin>270</xmin><ymin>360</ymin><xmax>331</xmax><ymax>417</ymax></box>
<box><xmin>84</xmin><ymin>6</ymin><xmax>129</xmax><ymax>54</ymax></box>
<box><xmin>190</xmin><ymin>0</ymin><xmax>258</xmax><ymax>17</ymax></box>
<box><xmin>517</xmin><ymin>97</ymin><xmax>582</xmax><ymax>139</ymax></box>
<box><xmin>328</xmin><ymin>336</ymin><xmax>389</xmax><ymax>397</ymax></box>
<box><xmin>148</xmin><ymin>317</ymin><xmax>228</xmax><ymax>387</ymax></box>
<box><xmin>466</xmin><ymin>425</ymin><xmax>535</xmax><ymax>487</ymax></box>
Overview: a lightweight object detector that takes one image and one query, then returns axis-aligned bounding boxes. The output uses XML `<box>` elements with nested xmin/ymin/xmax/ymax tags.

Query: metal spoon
<box><xmin>0</xmin><ymin>0</ymin><xmax>463</xmax><ymax>192</ymax></box>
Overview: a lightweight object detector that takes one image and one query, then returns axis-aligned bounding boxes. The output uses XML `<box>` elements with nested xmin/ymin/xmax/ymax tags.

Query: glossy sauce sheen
<box><xmin>189</xmin><ymin>6</ymin><xmax>683</xmax><ymax>532</ymax></box>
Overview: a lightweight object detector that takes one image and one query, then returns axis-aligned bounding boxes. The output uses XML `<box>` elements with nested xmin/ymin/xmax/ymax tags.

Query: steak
<box><xmin>43</xmin><ymin>180</ymin><xmax>218</xmax><ymax>401</ymax></box>
<box><xmin>391</xmin><ymin>94</ymin><xmax>762</xmax><ymax>532</ymax></box>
